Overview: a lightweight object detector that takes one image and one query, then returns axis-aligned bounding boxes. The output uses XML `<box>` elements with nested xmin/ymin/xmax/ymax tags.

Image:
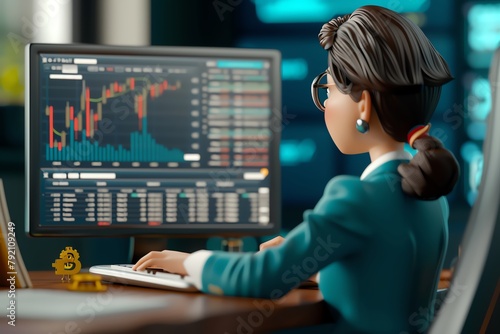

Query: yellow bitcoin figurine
<box><xmin>52</xmin><ymin>246</ymin><xmax>82</xmax><ymax>281</ymax></box>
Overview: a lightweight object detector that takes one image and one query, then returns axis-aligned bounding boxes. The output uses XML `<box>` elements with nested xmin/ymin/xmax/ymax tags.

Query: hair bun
<box><xmin>318</xmin><ymin>14</ymin><xmax>351</xmax><ymax>50</ymax></box>
<box><xmin>397</xmin><ymin>136</ymin><xmax>460</xmax><ymax>200</ymax></box>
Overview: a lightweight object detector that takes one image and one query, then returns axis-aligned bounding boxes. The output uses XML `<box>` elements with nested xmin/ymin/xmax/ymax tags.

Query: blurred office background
<box><xmin>0</xmin><ymin>0</ymin><xmax>499</xmax><ymax>269</ymax></box>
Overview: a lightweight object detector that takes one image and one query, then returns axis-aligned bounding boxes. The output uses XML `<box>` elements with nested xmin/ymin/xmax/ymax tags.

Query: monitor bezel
<box><xmin>25</xmin><ymin>43</ymin><xmax>281</xmax><ymax>237</ymax></box>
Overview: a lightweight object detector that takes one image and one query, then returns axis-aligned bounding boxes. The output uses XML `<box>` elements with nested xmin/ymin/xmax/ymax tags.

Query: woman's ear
<box><xmin>358</xmin><ymin>90</ymin><xmax>372</xmax><ymax>123</ymax></box>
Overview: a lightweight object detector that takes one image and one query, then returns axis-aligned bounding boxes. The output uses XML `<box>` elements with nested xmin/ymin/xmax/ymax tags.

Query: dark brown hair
<box><xmin>319</xmin><ymin>5</ymin><xmax>459</xmax><ymax>200</ymax></box>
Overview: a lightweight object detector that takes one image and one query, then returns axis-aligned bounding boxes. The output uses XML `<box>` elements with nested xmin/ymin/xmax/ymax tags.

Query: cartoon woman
<box><xmin>134</xmin><ymin>5</ymin><xmax>459</xmax><ymax>333</ymax></box>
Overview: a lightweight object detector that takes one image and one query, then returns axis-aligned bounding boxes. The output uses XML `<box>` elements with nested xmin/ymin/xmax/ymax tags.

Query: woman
<box><xmin>134</xmin><ymin>6</ymin><xmax>459</xmax><ymax>333</ymax></box>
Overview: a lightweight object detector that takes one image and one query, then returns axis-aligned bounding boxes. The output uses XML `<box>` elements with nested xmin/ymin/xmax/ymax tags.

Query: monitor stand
<box><xmin>131</xmin><ymin>236</ymin><xmax>249</xmax><ymax>262</ymax></box>
<box><xmin>207</xmin><ymin>236</ymin><xmax>257</xmax><ymax>252</ymax></box>
<box><xmin>221</xmin><ymin>238</ymin><xmax>244</xmax><ymax>252</ymax></box>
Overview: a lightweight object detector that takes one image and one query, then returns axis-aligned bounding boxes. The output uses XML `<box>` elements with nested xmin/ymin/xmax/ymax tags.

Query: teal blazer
<box><xmin>201</xmin><ymin>159</ymin><xmax>448</xmax><ymax>333</ymax></box>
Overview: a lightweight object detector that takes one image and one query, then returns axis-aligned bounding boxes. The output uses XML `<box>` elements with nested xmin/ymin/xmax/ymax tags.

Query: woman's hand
<box><xmin>259</xmin><ymin>236</ymin><xmax>285</xmax><ymax>251</ymax></box>
<box><xmin>132</xmin><ymin>250</ymin><xmax>190</xmax><ymax>276</ymax></box>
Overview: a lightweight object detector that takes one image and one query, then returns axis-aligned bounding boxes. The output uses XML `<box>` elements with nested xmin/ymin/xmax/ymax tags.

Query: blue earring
<box><xmin>356</xmin><ymin>119</ymin><xmax>369</xmax><ymax>134</ymax></box>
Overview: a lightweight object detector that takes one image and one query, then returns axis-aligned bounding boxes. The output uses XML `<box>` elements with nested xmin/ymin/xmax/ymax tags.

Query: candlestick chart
<box><xmin>42</xmin><ymin>73</ymin><xmax>194</xmax><ymax>163</ymax></box>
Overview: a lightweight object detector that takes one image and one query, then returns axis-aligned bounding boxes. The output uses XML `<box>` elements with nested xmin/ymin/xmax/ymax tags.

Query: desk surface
<box><xmin>1</xmin><ymin>271</ymin><xmax>331</xmax><ymax>334</ymax></box>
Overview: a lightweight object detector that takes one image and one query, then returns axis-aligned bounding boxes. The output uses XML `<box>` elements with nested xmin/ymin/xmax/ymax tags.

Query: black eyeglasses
<box><xmin>311</xmin><ymin>70</ymin><xmax>332</xmax><ymax>112</ymax></box>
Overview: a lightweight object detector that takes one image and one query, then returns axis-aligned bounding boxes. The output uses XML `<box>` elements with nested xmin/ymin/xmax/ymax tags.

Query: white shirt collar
<box><xmin>360</xmin><ymin>150</ymin><xmax>412</xmax><ymax>180</ymax></box>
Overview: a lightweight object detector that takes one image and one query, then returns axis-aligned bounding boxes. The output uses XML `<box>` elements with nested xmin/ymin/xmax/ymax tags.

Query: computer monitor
<box><xmin>25</xmin><ymin>44</ymin><xmax>281</xmax><ymax>238</ymax></box>
<box><xmin>429</xmin><ymin>47</ymin><xmax>500</xmax><ymax>333</ymax></box>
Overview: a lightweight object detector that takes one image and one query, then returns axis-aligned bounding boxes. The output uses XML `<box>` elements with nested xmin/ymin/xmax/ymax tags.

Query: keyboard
<box><xmin>89</xmin><ymin>264</ymin><xmax>198</xmax><ymax>292</ymax></box>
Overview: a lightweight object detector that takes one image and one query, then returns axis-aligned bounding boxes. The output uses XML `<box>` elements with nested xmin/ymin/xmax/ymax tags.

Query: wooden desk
<box><xmin>1</xmin><ymin>271</ymin><xmax>332</xmax><ymax>334</ymax></box>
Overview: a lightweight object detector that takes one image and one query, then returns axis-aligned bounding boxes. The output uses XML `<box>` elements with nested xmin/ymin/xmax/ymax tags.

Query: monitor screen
<box><xmin>25</xmin><ymin>44</ymin><xmax>281</xmax><ymax>237</ymax></box>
